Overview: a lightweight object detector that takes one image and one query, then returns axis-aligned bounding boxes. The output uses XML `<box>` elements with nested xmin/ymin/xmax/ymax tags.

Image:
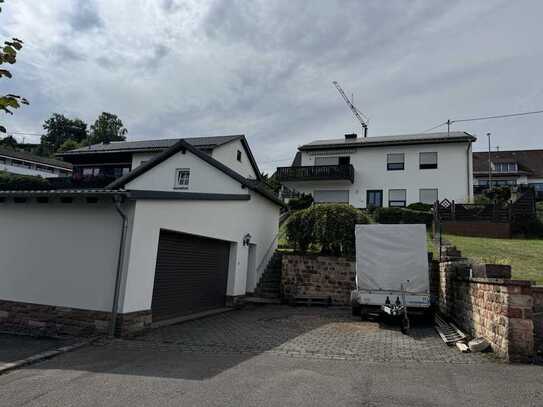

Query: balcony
<box><xmin>276</xmin><ymin>164</ymin><xmax>355</xmax><ymax>183</ymax></box>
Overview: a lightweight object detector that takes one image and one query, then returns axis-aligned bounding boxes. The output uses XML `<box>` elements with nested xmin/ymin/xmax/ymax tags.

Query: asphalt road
<box><xmin>0</xmin><ymin>333</ymin><xmax>65</xmax><ymax>364</ymax></box>
<box><xmin>1</xmin><ymin>343</ymin><xmax>542</xmax><ymax>407</ymax></box>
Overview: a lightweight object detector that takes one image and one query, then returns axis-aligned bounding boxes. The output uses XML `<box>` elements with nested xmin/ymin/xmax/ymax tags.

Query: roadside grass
<box><xmin>443</xmin><ymin>234</ymin><xmax>543</xmax><ymax>284</ymax></box>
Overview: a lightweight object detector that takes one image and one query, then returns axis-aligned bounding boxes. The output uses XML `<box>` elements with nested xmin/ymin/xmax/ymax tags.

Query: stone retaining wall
<box><xmin>281</xmin><ymin>255</ymin><xmax>355</xmax><ymax>305</ymax></box>
<box><xmin>0</xmin><ymin>299</ymin><xmax>151</xmax><ymax>337</ymax></box>
<box><xmin>437</xmin><ymin>250</ymin><xmax>540</xmax><ymax>362</ymax></box>
<box><xmin>533</xmin><ymin>286</ymin><xmax>543</xmax><ymax>353</ymax></box>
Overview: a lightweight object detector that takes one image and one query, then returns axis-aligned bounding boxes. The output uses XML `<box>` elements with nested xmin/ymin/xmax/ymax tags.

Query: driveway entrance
<box><xmin>134</xmin><ymin>305</ymin><xmax>493</xmax><ymax>364</ymax></box>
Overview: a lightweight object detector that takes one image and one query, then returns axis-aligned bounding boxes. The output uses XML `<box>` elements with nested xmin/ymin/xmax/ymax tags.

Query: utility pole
<box><xmin>447</xmin><ymin>119</ymin><xmax>451</xmax><ymax>136</ymax></box>
<box><xmin>487</xmin><ymin>132</ymin><xmax>492</xmax><ymax>191</ymax></box>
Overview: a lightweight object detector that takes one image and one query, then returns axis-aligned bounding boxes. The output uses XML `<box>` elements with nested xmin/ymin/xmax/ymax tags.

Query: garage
<box><xmin>151</xmin><ymin>230</ymin><xmax>231</xmax><ymax>322</ymax></box>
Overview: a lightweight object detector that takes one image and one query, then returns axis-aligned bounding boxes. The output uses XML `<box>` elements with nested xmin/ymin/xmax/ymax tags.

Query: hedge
<box><xmin>285</xmin><ymin>204</ymin><xmax>370</xmax><ymax>256</ymax></box>
<box><xmin>287</xmin><ymin>193</ymin><xmax>313</xmax><ymax>211</ymax></box>
<box><xmin>374</xmin><ymin>207</ymin><xmax>433</xmax><ymax>226</ymax></box>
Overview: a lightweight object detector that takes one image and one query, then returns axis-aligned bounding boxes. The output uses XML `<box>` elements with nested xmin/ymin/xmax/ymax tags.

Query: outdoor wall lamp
<box><xmin>242</xmin><ymin>233</ymin><xmax>252</xmax><ymax>246</ymax></box>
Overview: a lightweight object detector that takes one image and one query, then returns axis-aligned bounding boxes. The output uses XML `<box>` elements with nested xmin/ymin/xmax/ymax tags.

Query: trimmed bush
<box><xmin>374</xmin><ymin>207</ymin><xmax>433</xmax><ymax>226</ymax></box>
<box><xmin>287</xmin><ymin>193</ymin><xmax>313</xmax><ymax>211</ymax></box>
<box><xmin>285</xmin><ymin>204</ymin><xmax>370</xmax><ymax>256</ymax></box>
<box><xmin>285</xmin><ymin>208</ymin><xmax>315</xmax><ymax>253</ymax></box>
<box><xmin>407</xmin><ymin>202</ymin><xmax>433</xmax><ymax>212</ymax></box>
<box><xmin>374</xmin><ymin>207</ymin><xmax>404</xmax><ymax>224</ymax></box>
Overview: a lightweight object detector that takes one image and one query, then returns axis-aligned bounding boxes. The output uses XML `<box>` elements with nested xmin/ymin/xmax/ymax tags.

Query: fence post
<box><xmin>451</xmin><ymin>200</ymin><xmax>455</xmax><ymax>221</ymax></box>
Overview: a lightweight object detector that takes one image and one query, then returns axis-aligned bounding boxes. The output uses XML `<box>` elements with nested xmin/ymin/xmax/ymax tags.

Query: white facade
<box><xmin>0</xmin><ymin>138</ymin><xmax>281</xmax><ymax>320</ymax></box>
<box><xmin>210</xmin><ymin>138</ymin><xmax>258</xmax><ymax>179</ymax></box>
<box><xmin>0</xmin><ymin>200</ymin><xmax>125</xmax><ymax>311</ymax></box>
<box><xmin>282</xmin><ymin>141</ymin><xmax>473</xmax><ymax>207</ymax></box>
<box><xmin>120</xmin><ymin>193</ymin><xmax>279</xmax><ymax>313</ymax></box>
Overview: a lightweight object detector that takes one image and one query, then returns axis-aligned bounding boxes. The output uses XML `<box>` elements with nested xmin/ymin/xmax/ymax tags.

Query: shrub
<box><xmin>401</xmin><ymin>209</ymin><xmax>433</xmax><ymax>226</ymax></box>
<box><xmin>287</xmin><ymin>193</ymin><xmax>313</xmax><ymax>211</ymax></box>
<box><xmin>374</xmin><ymin>207</ymin><xmax>404</xmax><ymax>224</ymax></box>
<box><xmin>285</xmin><ymin>204</ymin><xmax>370</xmax><ymax>256</ymax></box>
<box><xmin>374</xmin><ymin>207</ymin><xmax>433</xmax><ymax>226</ymax></box>
<box><xmin>0</xmin><ymin>172</ymin><xmax>49</xmax><ymax>190</ymax></box>
<box><xmin>285</xmin><ymin>208</ymin><xmax>315</xmax><ymax>253</ymax></box>
<box><xmin>407</xmin><ymin>202</ymin><xmax>433</xmax><ymax>212</ymax></box>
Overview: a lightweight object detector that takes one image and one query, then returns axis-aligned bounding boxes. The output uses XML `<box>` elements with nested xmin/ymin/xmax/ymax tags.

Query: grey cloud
<box><xmin>52</xmin><ymin>44</ymin><xmax>87</xmax><ymax>63</ymax></box>
<box><xmin>70</xmin><ymin>1</ymin><xmax>103</xmax><ymax>32</ymax></box>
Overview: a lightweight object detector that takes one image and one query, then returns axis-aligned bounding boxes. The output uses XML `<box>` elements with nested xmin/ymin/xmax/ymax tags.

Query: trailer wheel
<box><xmin>351</xmin><ymin>304</ymin><xmax>361</xmax><ymax>316</ymax></box>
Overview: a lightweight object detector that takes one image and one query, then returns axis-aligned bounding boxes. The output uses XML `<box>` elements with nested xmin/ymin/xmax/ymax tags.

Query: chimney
<box><xmin>345</xmin><ymin>133</ymin><xmax>357</xmax><ymax>140</ymax></box>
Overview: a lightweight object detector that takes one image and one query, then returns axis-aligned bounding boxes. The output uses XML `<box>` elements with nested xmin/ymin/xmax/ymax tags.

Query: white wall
<box><xmin>283</xmin><ymin>142</ymin><xmax>472</xmax><ymax>207</ymax></box>
<box><xmin>0</xmin><ymin>199</ymin><xmax>126</xmax><ymax>311</ymax></box>
<box><xmin>0</xmin><ymin>163</ymin><xmax>70</xmax><ymax>178</ymax></box>
<box><xmin>211</xmin><ymin>139</ymin><xmax>258</xmax><ymax>179</ymax></box>
<box><xmin>126</xmin><ymin>149</ymin><xmax>247</xmax><ymax>194</ymax></box>
<box><xmin>120</xmin><ymin>191</ymin><xmax>280</xmax><ymax>313</ymax></box>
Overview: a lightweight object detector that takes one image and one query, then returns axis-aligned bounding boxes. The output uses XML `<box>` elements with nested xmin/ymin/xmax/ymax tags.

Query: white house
<box><xmin>472</xmin><ymin>149</ymin><xmax>543</xmax><ymax>199</ymax></box>
<box><xmin>0</xmin><ymin>136</ymin><xmax>282</xmax><ymax>336</ymax></box>
<box><xmin>277</xmin><ymin>131</ymin><xmax>476</xmax><ymax>208</ymax></box>
<box><xmin>0</xmin><ymin>148</ymin><xmax>72</xmax><ymax>177</ymax></box>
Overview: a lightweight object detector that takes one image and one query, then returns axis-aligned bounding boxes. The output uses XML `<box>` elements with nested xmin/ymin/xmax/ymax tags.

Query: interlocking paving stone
<box><xmin>120</xmin><ymin>305</ymin><xmax>496</xmax><ymax>364</ymax></box>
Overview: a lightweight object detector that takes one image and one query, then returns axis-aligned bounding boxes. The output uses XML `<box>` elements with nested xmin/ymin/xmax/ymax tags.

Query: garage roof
<box><xmin>106</xmin><ymin>139</ymin><xmax>284</xmax><ymax>207</ymax></box>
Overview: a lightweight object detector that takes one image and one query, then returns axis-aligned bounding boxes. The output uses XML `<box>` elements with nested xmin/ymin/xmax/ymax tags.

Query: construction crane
<box><xmin>332</xmin><ymin>81</ymin><xmax>369</xmax><ymax>137</ymax></box>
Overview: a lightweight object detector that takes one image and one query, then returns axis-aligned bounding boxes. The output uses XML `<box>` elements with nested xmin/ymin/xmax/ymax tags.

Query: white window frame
<box><xmin>174</xmin><ymin>168</ymin><xmax>190</xmax><ymax>189</ymax></box>
<box><xmin>387</xmin><ymin>153</ymin><xmax>405</xmax><ymax>171</ymax></box>
<box><xmin>419</xmin><ymin>188</ymin><xmax>438</xmax><ymax>204</ymax></box>
<box><xmin>419</xmin><ymin>152</ymin><xmax>438</xmax><ymax>169</ymax></box>
<box><xmin>388</xmin><ymin>189</ymin><xmax>406</xmax><ymax>207</ymax></box>
<box><xmin>494</xmin><ymin>162</ymin><xmax>517</xmax><ymax>173</ymax></box>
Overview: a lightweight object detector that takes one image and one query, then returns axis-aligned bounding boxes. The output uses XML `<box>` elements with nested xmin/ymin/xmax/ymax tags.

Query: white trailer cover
<box><xmin>355</xmin><ymin>224</ymin><xmax>429</xmax><ymax>294</ymax></box>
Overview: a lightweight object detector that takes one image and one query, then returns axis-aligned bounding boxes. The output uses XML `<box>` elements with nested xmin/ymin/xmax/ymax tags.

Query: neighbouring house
<box><xmin>473</xmin><ymin>149</ymin><xmax>543</xmax><ymax>200</ymax></box>
<box><xmin>0</xmin><ymin>135</ymin><xmax>282</xmax><ymax>336</ymax></box>
<box><xmin>276</xmin><ymin>131</ymin><xmax>476</xmax><ymax>208</ymax></box>
<box><xmin>57</xmin><ymin>134</ymin><xmax>259</xmax><ymax>180</ymax></box>
<box><xmin>0</xmin><ymin>148</ymin><xmax>72</xmax><ymax>177</ymax></box>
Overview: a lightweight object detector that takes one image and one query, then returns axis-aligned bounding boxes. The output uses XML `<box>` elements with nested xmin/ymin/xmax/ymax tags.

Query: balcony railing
<box><xmin>276</xmin><ymin>164</ymin><xmax>354</xmax><ymax>183</ymax></box>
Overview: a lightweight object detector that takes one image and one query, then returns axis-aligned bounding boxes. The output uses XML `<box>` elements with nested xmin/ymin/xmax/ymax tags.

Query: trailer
<box><xmin>350</xmin><ymin>224</ymin><xmax>431</xmax><ymax>333</ymax></box>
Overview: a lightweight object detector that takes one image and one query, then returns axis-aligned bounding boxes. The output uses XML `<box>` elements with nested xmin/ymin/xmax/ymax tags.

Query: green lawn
<box><xmin>443</xmin><ymin>234</ymin><xmax>543</xmax><ymax>284</ymax></box>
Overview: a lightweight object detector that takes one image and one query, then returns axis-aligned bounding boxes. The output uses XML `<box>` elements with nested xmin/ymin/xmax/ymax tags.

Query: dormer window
<box><xmin>494</xmin><ymin>162</ymin><xmax>517</xmax><ymax>173</ymax></box>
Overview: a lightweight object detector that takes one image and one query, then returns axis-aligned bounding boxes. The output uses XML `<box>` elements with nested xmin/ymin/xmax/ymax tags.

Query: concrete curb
<box><xmin>0</xmin><ymin>337</ymin><xmax>98</xmax><ymax>375</ymax></box>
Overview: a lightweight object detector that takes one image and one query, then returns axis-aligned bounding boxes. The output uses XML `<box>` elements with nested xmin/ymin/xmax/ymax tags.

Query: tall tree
<box><xmin>0</xmin><ymin>134</ymin><xmax>17</xmax><ymax>149</ymax></box>
<box><xmin>41</xmin><ymin>113</ymin><xmax>88</xmax><ymax>153</ymax></box>
<box><xmin>89</xmin><ymin>112</ymin><xmax>127</xmax><ymax>144</ymax></box>
<box><xmin>0</xmin><ymin>0</ymin><xmax>29</xmax><ymax>133</ymax></box>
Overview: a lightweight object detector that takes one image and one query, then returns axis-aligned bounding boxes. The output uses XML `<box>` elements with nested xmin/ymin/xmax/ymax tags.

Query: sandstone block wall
<box><xmin>437</xmin><ymin>249</ymin><xmax>539</xmax><ymax>362</ymax></box>
<box><xmin>281</xmin><ymin>255</ymin><xmax>355</xmax><ymax>305</ymax></box>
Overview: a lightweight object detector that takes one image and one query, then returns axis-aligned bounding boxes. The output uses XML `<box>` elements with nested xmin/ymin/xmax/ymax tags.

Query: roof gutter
<box><xmin>110</xmin><ymin>194</ymin><xmax>128</xmax><ymax>338</ymax></box>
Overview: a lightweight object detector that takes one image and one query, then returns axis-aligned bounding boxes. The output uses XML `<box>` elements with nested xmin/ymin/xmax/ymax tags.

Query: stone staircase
<box><xmin>253</xmin><ymin>252</ymin><xmax>283</xmax><ymax>300</ymax></box>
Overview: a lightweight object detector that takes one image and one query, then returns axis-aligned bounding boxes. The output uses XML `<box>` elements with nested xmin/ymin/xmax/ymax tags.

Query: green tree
<box><xmin>41</xmin><ymin>113</ymin><xmax>88</xmax><ymax>153</ymax></box>
<box><xmin>89</xmin><ymin>112</ymin><xmax>127</xmax><ymax>144</ymax></box>
<box><xmin>261</xmin><ymin>172</ymin><xmax>281</xmax><ymax>193</ymax></box>
<box><xmin>57</xmin><ymin>138</ymin><xmax>81</xmax><ymax>153</ymax></box>
<box><xmin>0</xmin><ymin>0</ymin><xmax>29</xmax><ymax>133</ymax></box>
<box><xmin>0</xmin><ymin>134</ymin><xmax>17</xmax><ymax>149</ymax></box>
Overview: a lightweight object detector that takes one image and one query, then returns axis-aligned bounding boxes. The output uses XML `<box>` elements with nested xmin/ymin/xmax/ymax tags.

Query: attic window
<box><xmin>174</xmin><ymin>168</ymin><xmax>190</xmax><ymax>189</ymax></box>
<box><xmin>237</xmin><ymin>150</ymin><xmax>242</xmax><ymax>162</ymax></box>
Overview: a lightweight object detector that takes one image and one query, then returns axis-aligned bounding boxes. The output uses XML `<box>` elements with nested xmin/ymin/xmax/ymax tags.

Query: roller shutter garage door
<box><xmin>151</xmin><ymin>230</ymin><xmax>230</xmax><ymax>322</ymax></box>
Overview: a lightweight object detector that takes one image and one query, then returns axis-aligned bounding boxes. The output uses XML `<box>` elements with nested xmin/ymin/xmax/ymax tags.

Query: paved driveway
<box><xmin>131</xmin><ymin>305</ymin><xmax>493</xmax><ymax>364</ymax></box>
<box><xmin>1</xmin><ymin>306</ymin><xmax>542</xmax><ymax>406</ymax></box>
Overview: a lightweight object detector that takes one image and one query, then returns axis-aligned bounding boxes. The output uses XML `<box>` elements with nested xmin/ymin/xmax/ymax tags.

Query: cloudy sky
<box><xmin>1</xmin><ymin>0</ymin><xmax>543</xmax><ymax>173</ymax></box>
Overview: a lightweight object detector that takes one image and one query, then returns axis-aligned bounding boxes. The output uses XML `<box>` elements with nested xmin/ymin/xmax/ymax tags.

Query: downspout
<box><xmin>110</xmin><ymin>194</ymin><xmax>128</xmax><ymax>337</ymax></box>
<box><xmin>466</xmin><ymin>142</ymin><xmax>472</xmax><ymax>202</ymax></box>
